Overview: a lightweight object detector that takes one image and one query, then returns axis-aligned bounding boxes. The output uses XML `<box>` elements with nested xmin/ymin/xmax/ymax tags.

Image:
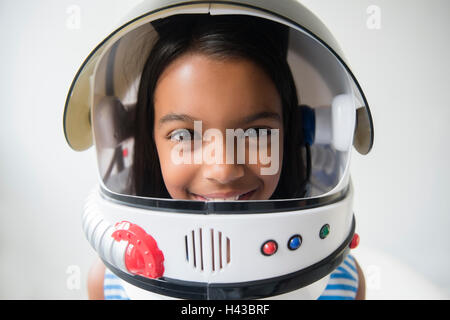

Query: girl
<box><xmin>87</xmin><ymin>14</ymin><xmax>365</xmax><ymax>300</ymax></box>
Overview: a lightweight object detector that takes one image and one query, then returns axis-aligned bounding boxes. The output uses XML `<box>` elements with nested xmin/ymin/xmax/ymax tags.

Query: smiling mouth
<box><xmin>190</xmin><ymin>189</ymin><xmax>257</xmax><ymax>201</ymax></box>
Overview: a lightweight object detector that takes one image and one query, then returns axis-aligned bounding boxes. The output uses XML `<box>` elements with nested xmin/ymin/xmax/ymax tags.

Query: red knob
<box><xmin>112</xmin><ymin>221</ymin><xmax>165</xmax><ymax>279</ymax></box>
<box><xmin>349</xmin><ymin>233</ymin><xmax>360</xmax><ymax>249</ymax></box>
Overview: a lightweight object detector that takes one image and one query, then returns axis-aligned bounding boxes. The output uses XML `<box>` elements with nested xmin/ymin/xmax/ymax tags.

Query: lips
<box><xmin>190</xmin><ymin>189</ymin><xmax>257</xmax><ymax>201</ymax></box>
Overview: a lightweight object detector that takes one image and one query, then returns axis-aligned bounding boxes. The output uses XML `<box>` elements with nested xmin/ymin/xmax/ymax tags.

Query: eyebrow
<box><xmin>158</xmin><ymin>111</ymin><xmax>282</xmax><ymax>127</ymax></box>
<box><xmin>242</xmin><ymin>111</ymin><xmax>282</xmax><ymax>124</ymax></box>
<box><xmin>158</xmin><ymin>113</ymin><xmax>199</xmax><ymax>128</ymax></box>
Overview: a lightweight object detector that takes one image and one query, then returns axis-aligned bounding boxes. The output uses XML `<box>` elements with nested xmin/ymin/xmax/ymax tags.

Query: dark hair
<box><xmin>133</xmin><ymin>14</ymin><xmax>307</xmax><ymax>199</ymax></box>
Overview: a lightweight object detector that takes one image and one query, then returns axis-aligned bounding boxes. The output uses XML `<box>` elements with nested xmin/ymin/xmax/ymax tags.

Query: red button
<box><xmin>349</xmin><ymin>233</ymin><xmax>360</xmax><ymax>249</ymax></box>
<box><xmin>262</xmin><ymin>240</ymin><xmax>278</xmax><ymax>256</ymax></box>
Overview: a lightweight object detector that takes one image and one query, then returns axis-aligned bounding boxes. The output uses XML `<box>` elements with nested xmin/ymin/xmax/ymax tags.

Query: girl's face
<box><xmin>153</xmin><ymin>53</ymin><xmax>283</xmax><ymax>201</ymax></box>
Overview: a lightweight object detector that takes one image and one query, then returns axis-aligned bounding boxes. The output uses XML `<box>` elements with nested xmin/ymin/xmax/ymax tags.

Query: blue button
<box><xmin>288</xmin><ymin>235</ymin><xmax>302</xmax><ymax>250</ymax></box>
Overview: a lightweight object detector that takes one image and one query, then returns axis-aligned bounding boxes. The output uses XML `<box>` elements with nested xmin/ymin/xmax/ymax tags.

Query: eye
<box><xmin>170</xmin><ymin>129</ymin><xmax>192</xmax><ymax>142</ymax></box>
<box><xmin>245</xmin><ymin>127</ymin><xmax>272</xmax><ymax>138</ymax></box>
<box><xmin>169</xmin><ymin>129</ymin><xmax>201</xmax><ymax>142</ymax></box>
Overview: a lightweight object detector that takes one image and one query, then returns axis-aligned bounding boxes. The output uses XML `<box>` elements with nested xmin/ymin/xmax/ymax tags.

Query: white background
<box><xmin>0</xmin><ymin>0</ymin><xmax>449</xmax><ymax>299</ymax></box>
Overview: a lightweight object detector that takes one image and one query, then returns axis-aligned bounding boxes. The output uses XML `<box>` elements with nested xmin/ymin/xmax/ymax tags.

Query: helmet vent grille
<box><xmin>185</xmin><ymin>228</ymin><xmax>231</xmax><ymax>273</ymax></box>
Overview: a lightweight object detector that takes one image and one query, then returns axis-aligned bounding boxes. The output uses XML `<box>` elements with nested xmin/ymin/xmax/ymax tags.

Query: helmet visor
<box><xmin>70</xmin><ymin>5</ymin><xmax>373</xmax><ymax>206</ymax></box>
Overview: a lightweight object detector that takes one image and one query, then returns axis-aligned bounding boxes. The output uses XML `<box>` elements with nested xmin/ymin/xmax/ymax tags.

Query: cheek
<box><xmin>248</xmin><ymin>163</ymin><xmax>281</xmax><ymax>199</ymax></box>
<box><xmin>248</xmin><ymin>133</ymin><xmax>284</xmax><ymax>199</ymax></box>
<box><xmin>155</xmin><ymin>139</ymin><xmax>197</xmax><ymax>199</ymax></box>
<box><xmin>161</xmin><ymin>163</ymin><xmax>195</xmax><ymax>199</ymax></box>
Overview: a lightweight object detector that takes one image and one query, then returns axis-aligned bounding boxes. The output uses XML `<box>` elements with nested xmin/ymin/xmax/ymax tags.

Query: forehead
<box><xmin>153</xmin><ymin>53</ymin><xmax>282</xmax><ymax>127</ymax></box>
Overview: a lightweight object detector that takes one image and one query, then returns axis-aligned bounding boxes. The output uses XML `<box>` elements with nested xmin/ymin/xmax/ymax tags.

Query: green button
<box><xmin>320</xmin><ymin>224</ymin><xmax>330</xmax><ymax>239</ymax></box>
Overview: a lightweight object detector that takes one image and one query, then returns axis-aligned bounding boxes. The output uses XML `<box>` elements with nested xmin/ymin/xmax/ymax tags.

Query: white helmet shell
<box><xmin>65</xmin><ymin>0</ymin><xmax>373</xmax><ymax>300</ymax></box>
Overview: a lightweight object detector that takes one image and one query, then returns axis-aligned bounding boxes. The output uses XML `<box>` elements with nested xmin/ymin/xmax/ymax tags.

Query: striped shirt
<box><xmin>103</xmin><ymin>271</ymin><xmax>130</xmax><ymax>300</ymax></box>
<box><xmin>317</xmin><ymin>254</ymin><xmax>359</xmax><ymax>300</ymax></box>
<box><xmin>104</xmin><ymin>254</ymin><xmax>359</xmax><ymax>300</ymax></box>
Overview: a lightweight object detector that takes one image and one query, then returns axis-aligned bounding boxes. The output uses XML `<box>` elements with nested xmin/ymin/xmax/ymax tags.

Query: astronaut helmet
<box><xmin>64</xmin><ymin>0</ymin><xmax>373</xmax><ymax>300</ymax></box>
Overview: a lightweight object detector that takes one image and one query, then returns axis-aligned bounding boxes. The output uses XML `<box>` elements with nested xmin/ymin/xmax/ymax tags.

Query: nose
<box><xmin>199</xmin><ymin>130</ymin><xmax>247</xmax><ymax>184</ymax></box>
<box><xmin>202</xmin><ymin>163</ymin><xmax>245</xmax><ymax>185</ymax></box>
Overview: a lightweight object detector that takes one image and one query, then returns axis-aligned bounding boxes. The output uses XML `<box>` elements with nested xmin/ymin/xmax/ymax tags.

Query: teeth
<box><xmin>207</xmin><ymin>195</ymin><xmax>240</xmax><ymax>201</ymax></box>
